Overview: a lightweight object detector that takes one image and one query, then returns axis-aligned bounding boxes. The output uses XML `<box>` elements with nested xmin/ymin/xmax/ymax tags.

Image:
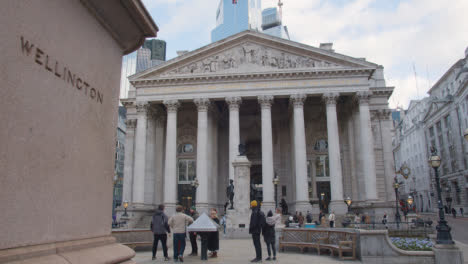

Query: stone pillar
<box><xmin>163</xmin><ymin>100</ymin><xmax>180</xmax><ymax>214</ymax></box>
<box><xmin>290</xmin><ymin>94</ymin><xmax>310</xmax><ymax>212</ymax></box>
<box><xmin>258</xmin><ymin>95</ymin><xmax>275</xmax><ymax>212</ymax></box>
<box><xmin>226</xmin><ymin>97</ymin><xmax>242</xmax><ymax>181</ymax></box>
<box><xmin>153</xmin><ymin>108</ymin><xmax>166</xmax><ymax>206</ymax></box>
<box><xmin>194</xmin><ymin>98</ymin><xmax>210</xmax><ymax>213</ymax></box>
<box><xmin>226</xmin><ymin>155</ymin><xmax>252</xmax><ymax>238</ymax></box>
<box><xmin>132</xmin><ymin>102</ymin><xmax>149</xmax><ymax>205</ymax></box>
<box><xmin>122</xmin><ymin>119</ymin><xmax>137</xmax><ymax>204</ymax></box>
<box><xmin>323</xmin><ymin>93</ymin><xmax>347</xmax><ymax>214</ymax></box>
<box><xmin>379</xmin><ymin>109</ymin><xmax>397</xmax><ymax>201</ymax></box>
<box><xmin>356</xmin><ymin>91</ymin><xmax>378</xmax><ymax>201</ymax></box>
<box><xmin>347</xmin><ymin>115</ymin><xmax>359</xmax><ymax>201</ymax></box>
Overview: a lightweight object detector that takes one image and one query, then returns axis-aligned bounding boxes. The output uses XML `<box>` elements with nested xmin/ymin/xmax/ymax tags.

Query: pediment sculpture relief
<box><xmin>160</xmin><ymin>42</ymin><xmax>343</xmax><ymax>76</ymax></box>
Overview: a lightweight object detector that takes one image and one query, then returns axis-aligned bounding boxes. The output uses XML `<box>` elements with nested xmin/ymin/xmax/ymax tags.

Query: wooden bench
<box><xmin>279</xmin><ymin>229</ymin><xmax>357</xmax><ymax>260</ymax></box>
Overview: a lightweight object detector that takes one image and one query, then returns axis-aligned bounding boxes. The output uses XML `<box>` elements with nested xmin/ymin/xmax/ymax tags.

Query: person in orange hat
<box><xmin>249</xmin><ymin>200</ymin><xmax>265</xmax><ymax>263</ymax></box>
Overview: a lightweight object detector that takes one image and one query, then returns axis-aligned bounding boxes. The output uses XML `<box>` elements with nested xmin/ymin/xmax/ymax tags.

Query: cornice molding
<box><xmin>131</xmin><ymin>68</ymin><xmax>374</xmax><ymax>88</ymax></box>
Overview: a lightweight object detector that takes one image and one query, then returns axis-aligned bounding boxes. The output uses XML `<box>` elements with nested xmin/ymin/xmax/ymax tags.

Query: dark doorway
<box><xmin>178</xmin><ymin>184</ymin><xmax>194</xmax><ymax>210</ymax></box>
<box><xmin>250</xmin><ymin>164</ymin><xmax>263</xmax><ymax>202</ymax></box>
<box><xmin>317</xmin><ymin>182</ymin><xmax>331</xmax><ymax>213</ymax></box>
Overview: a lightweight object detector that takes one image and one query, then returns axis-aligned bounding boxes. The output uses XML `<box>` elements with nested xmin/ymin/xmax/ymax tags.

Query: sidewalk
<box><xmin>133</xmin><ymin>238</ymin><xmax>362</xmax><ymax>264</ymax></box>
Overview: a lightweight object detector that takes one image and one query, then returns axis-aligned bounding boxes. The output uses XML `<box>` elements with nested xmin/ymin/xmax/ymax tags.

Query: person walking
<box><xmin>451</xmin><ymin>208</ymin><xmax>457</xmax><ymax>218</ymax></box>
<box><xmin>208</xmin><ymin>208</ymin><xmax>220</xmax><ymax>258</ymax></box>
<box><xmin>249</xmin><ymin>200</ymin><xmax>265</xmax><ymax>263</ymax></box>
<box><xmin>328</xmin><ymin>211</ymin><xmax>336</xmax><ymax>228</ymax></box>
<box><xmin>168</xmin><ymin>205</ymin><xmax>194</xmax><ymax>262</ymax></box>
<box><xmin>318</xmin><ymin>210</ymin><xmax>324</xmax><ymax>226</ymax></box>
<box><xmin>354</xmin><ymin>213</ymin><xmax>360</xmax><ymax>229</ymax></box>
<box><xmin>188</xmin><ymin>206</ymin><xmax>199</xmax><ymax>256</ymax></box>
<box><xmin>150</xmin><ymin>204</ymin><xmax>170</xmax><ymax>261</ymax></box>
<box><xmin>382</xmin><ymin>212</ymin><xmax>388</xmax><ymax>229</ymax></box>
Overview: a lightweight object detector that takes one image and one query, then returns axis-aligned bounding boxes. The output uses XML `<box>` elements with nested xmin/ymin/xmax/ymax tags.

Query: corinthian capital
<box><xmin>290</xmin><ymin>93</ymin><xmax>307</xmax><ymax>107</ymax></box>
<box><xmin>356</xmin><ymin>91</ymin><xmax>371</xmax><ymax>105</ymax></box>
<box><xmin>136</xmin><ymin>101</ymin><xmax>149</xmax><ymax>113</ymax></box>
<box><xmin>163</xmin><ymin>99</ymin><xmax>180</xmax><ymax>113</ymax></box>
<box><xmin>194</xmin><ymin>98</ymin><xmax>211</xmax><ymax>112</ymax></box>
<box><xmin>257</xmin><ymin>95</ymin><xmax>274</xmax><ymax>109</ymax></box>
<box><xmin>322</xmin><ymin>92</ymin><xmax>340</xmax><ymax>105</ymax></box>
<box><xmin>125</xmin><ymin>119</ymin><xmax>137</xmax><ymax>129</ymax></box>
<box><xmin>226</xmin><ymin>96</ymin><xmax>242</xmax><ymax>111</ymax></box>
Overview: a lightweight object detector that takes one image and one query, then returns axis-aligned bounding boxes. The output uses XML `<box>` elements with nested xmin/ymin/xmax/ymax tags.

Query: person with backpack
<box><xmin>263</xmin><ymin>210</ymin><xmax>277</xmax><ymax>261</ymax></box>
<box><xmin>150</xmin><ymin>204</ymin><xmax>170</xmax><ymax>261</ymax></box>
<box><xmin>249</xmin><ymin>200</ymin><xmax>265</xmax><ymax>263</ymax></box>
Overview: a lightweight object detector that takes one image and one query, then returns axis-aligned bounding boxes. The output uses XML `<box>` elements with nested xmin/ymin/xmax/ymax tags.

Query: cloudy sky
<box><xmin>139</xmin><ymin>0</ymin><xmax>468</xmax><ymax>109</ymax></box>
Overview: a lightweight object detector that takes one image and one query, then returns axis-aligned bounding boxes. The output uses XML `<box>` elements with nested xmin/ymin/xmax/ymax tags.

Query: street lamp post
<box><xmin>122</xmin><ymin>201</ymin><xmax>128</xmax><ymax>217</ymax></box>
<box><xmin>191</xmin><ymin>177</ymin><xmax>199</xmax><ymax>207</ymax></box>
<box><xmin>393</xmin><ymin>177</ymin><xmax>401</xmax><ymax>228</ymax></box>
<box><xmin>344</xmin><ymin>196</ymin><xmax>352</xmax><ymax>213</ymax></box>
<box><xmin>429</xmin><ymin>147</ymin><xmax>454</xmax><ymax>245</ymax></box>
<box><xmin>273</xmin><ymin>175</ymin><xmax>279</xmax><ymax>209</ymax></box>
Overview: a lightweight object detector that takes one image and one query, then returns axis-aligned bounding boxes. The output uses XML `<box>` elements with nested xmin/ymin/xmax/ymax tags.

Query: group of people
<box><xmin>150</xmin><ymin>204</ymin><xmax>220</xmax><ymax>262</ymax></box>
<box><xmin>249</xmin><ymin>201</ymin><xmax>282</xmax><ymax>262</ymax></box>
<box><xmin>284</xmin><ymin>210</ymin><xmax>337</xmax><ymax>228</ymax></box>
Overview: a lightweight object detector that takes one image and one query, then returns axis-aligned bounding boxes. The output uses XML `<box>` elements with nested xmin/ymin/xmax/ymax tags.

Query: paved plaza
<box><xmin>133</xmin><ymin>238</ymin><xmax>361</xmax><ymax>264</ymax></box>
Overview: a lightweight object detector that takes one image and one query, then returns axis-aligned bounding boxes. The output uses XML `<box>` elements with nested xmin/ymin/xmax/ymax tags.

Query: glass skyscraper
<box><xmin>211</xmin><ymin>0</ymin><xmax>262</xmax><ymax>43</ymax></box>
<box><xmin>261</xmin><ymin>6</ymin><xmax>290</xmax><ymax>40</ymax></box>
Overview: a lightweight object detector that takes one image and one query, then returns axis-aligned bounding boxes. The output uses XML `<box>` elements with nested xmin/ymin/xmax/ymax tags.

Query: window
<box><xmin>429</xmin><ymin>126</ymin><xmax>434</xmax><ymax>138</ymax></box>
<box><xmin>315</xmin><ymin>156</ymin><xmax>329</xmax><ymax>177</ymax></box>
<box><xmin>177</xmin><ymin>159</ymin><xmax>196</xmax><ymax>184</ymax></box>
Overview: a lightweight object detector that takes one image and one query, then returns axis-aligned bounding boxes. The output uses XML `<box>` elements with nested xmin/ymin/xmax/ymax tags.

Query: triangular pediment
<box><xmin>131</xmin><ymin>30</ymin><xmax>378</xmax><ymax>81</ymax></box>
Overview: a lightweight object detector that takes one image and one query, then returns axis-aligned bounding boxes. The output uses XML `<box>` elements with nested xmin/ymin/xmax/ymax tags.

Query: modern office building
<box><xmin>211</xmin><ymin>0</ymin><xmax>262</xmax><ymax>42</ymax></box>
<box><xmin>261</xmin><ymin>4</ymin><xmax>290</xmax><ymax>40</ymax></box>
<box><xmin>120</xmin><ymin>39</ymin><xmax>167</xmax><ymax>99</ymax></box>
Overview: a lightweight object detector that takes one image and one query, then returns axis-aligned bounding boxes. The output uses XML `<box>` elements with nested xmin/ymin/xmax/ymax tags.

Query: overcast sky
<box><xmin>140</xmin><ymin>0</ymin><xmax>468</xmax><ymax>109</ymax></box>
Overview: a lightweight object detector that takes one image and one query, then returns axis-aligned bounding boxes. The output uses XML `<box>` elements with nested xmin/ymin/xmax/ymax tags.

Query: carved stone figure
<box><xmin>226</xmin><ymin>179</ymin><xmax>234</xmax><ymax>209</ymax></box>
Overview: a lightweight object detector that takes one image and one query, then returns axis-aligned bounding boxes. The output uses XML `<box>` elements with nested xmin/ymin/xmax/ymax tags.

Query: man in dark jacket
<box><xmin>249</xmin><ymin>200</ymin><xmax>265</xmax><ymax>263</ymax></box>
<box><xmin>188</xmin><ymin>206</ymin><xmax>200</xmax><ymax>256</ymax></box>
<box><xmin>150</xmin><ymin>204</ymin><xmax>170</xmax><ymax>261</ymax></box>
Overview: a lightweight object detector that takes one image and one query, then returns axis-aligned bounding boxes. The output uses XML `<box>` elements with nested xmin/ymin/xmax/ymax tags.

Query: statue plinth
<box><xmin>226</xmin><ymin>156</ymin><xmax>251</xmax><ymax>238</ymax></box>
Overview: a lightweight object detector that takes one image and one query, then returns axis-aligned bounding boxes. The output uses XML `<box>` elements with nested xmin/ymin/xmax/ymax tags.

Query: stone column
<box><xmin>451</xmin><ymin>108</ymin><xmax>465</xmax><ymax>171</ymax></box>
<box><xmin>323</xmin><ymin>93</ymin><xmax>347</xmax><ymax>214</ymax></box>
<box><xmin>163</xmin><ymin>100</ymin><xmax>180</xmax><ymax>214</ymax></box>
<box><xmin>356</xmin><ymin>91</ymin><xmax>378</xmax><ymax>201</ymax></box>
<box><xmin>122</xmin><ymin>119</ymin><xmax>136</xmax><ymax>204</ymax></box>
<box><xmin>379</xmin><ymin>109</ymin><xmax>397</xmax><ymax>201</ymax></box>
<box><xmin>258</xmin><ymin>95</ymin><xmax>275</xmax><ymax>212</ymax></box>
<box><xmin>132</xmin><ymin>102</ymin><xmax>149</xmax><ymax>205</ymax></box>
<box><xmin>226</xmin><ymin>97</ymin><xmax>242</xmax><ymax>181</ymax></box>
<box><xmin>194</xmin><ymin>98</ymin><xmax>210</xmax><ymax>213</ymax></box>
<box><xmin>290</xmin><ymin>94</ymin><xmax>310</xmax><ymax>212</ymax></box>
<box><xmin>153</xmin><ymin>108</ymin><xmax>166</xmax><ymax>206</ymax></box>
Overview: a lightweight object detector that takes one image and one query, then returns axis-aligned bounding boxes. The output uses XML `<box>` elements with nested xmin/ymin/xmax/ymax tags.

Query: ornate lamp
<box><xmin>429</xmin><ymin>147</ymin><xmax>454</xmax><ymax>244</ymax></box>
<box><xmin>191</xmin><ymin>178</ymin><xmax>199</xmax><ymax>207</ymax></box>
<box><xmin>344</xmin><ymin>196</ymin><xmax>352</xmax><ymax>213</ymax></box>
<box><xmin>123</xmin><ymin>200</ymin><xmax>129</xmax><ymax>217</ymax></box>
<box><xmin>273</xmin><ymin>175</ymin><xmax>279</xmax><ymax>208</ymax></box>
<box><xmin>407</xmin><ymin>195</ymin><xmax>414</xmax><ymax>212</ymax></box>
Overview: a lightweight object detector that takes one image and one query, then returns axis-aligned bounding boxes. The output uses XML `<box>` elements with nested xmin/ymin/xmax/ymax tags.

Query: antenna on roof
<box><xmin>413</xmin><ymin>62</ymin><xmax>419</xmax><ymax>99</ymax></box>
<box><xmin>278</xmin><ymin>0</ymin><xmax>283</xmax><ymax>21</ymax></box>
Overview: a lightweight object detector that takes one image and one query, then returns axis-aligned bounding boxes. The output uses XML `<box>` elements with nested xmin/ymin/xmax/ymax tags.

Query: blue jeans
<box><xmin>173</xmin><ymin>233</ymin><xmax>186</xmax><ymax>259</ymax></box>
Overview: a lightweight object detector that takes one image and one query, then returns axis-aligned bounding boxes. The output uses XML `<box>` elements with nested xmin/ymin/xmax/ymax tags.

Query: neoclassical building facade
<box><xmin>121</xmin><ymin>31</ymin><xmax>395</xmax><ymax>219</ymax></box>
